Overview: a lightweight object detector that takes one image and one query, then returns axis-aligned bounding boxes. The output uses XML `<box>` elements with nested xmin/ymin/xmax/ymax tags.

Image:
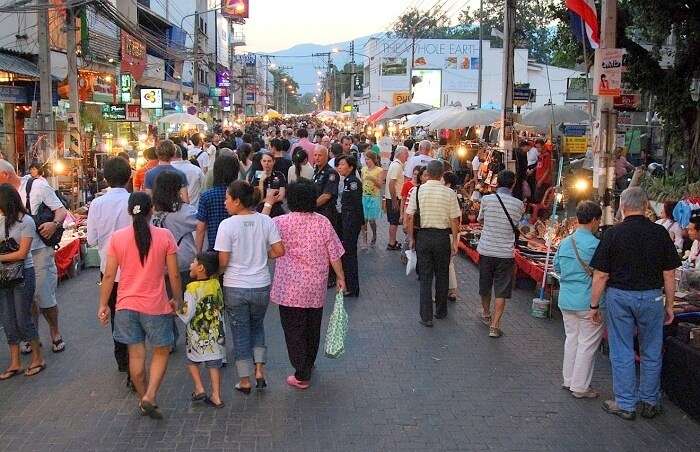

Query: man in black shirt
<box><xmin>336</xmin><ymin>155</ymin><xmax>364</xmax><ymax>298</ymax></box>
<box><xmin>312</xmin><ymin>145</ymin><xmax>339</xmax><ymax>225</ymax></box>
<box><xmin>590</xmin><ymin>187</ymin><xmax>680</xmax><ymax>421</ymax></box>
<box><xmin>270</xmin><ymin>138</ymin><xmax>293</xmax><ymax>176</ymax></box>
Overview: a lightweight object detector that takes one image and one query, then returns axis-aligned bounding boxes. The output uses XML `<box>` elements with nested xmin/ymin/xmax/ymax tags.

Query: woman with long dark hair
<box><xmin>237</xmin><ymin>143</ymin><xmax>253</xmax><ymax>182</ymax></box>
<box><xmin>97</xmin><ymin>192</ymin><xmax>183</xmax><ymax>419</ymax></box>
<box><xmin>287</xmin><ymin>146</ymin><xmax>314</xmax><ymax>183</ymax></box>
<box><xmin>215</xmin><ymin>181</ymin><xmax>284</xmax><ymax>393</ymax></box>
<box><xmin>0</xmin><ymin>184</ymin><xmax>44</xmax><ymax>379</ymax></box>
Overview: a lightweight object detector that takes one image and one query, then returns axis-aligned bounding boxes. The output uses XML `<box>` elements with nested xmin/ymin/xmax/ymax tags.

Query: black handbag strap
<box><xmin>495</xmin><ymin>192</ymin><xmax>518</xmax><ymax>238</ymax></box>
<box><xmin>24</xmin><ymin>177</ymin><xmax>34</xmax><ymax>213</ymax></box>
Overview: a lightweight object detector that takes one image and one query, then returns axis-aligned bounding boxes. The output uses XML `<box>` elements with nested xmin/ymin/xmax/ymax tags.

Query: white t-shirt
<box><xmin>188</xmin><ymin>146</ymin><xmax>210</xmax><ymax>169</ymax></box>
<box><xmin>472</xmin><ymin>155</ymin><xmax>481</xmax><ymax>171</ymax></box>
<box><xmin>214</xmin><ymin>212</ymin><xmax>281</xmax><ymax>288</ymax></box>
<box><xmin>171</xmin><ymin>159</ymin><xmax>205</xmax><ymax>208</ymax></box>
<box><xmin>404</xmin><ymin>154</ymin><xmax>434</xmax><ymax>178</ymax></box>
<box><xmin>527</xmin><ymin>147</ymin><xmax>540</xmax><ymax>166</ymax></box>
<box><xmin>19</xmin><ymin>175</ymin><xmax>64</xmax><ymax>251</ymax></box>
<box><xmin>385</xmin><ymin>159</ymin><xmax>404</xmax><ymax>199</ymax></box>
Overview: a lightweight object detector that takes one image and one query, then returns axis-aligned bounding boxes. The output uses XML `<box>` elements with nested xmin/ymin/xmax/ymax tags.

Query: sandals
<box><xmin>24</xmin><ymin>363</ymin><xmax>46</xmax><ymax>377</ymax></box>
<box><xmin>488</xmin><ymin>327</ymin><xmax>503</xmax><ymax>338</ymax></box>
<box><xmin>204</xmin><ymin>397</ymin><xmax>225</xmax><ymax>409</ymax></box>
<box><xmin>139</xmin><ymin>400</ymin><xmax>163</xmax><ymax>419</ymax></box>
<box><xmin>191</xmin><ymin>392</ymin><xmax>207</xmax><ymax>402</ymax></box>
<box><xmin>480</xmin><ymin>315</ymin><xmax>492</xmax><ymax>327</ymax></box>
<box><xmin>234</xmin><ymin>383</ymin><xmax>251</xmax><ymax>395</ymax></box>
<box><xmin>52</xmin><ymin>337</ymin><xmax>65</xmax><ymax>353</ymax></box>
<box><xmin>0</xmin><ymin>368</ymin><xmax>23</xmax><ymax>380</ymax></box>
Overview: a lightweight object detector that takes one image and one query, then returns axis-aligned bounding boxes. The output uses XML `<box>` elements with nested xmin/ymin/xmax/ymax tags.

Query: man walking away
<box><xmin>590</xmin><ymin>187</ymin><xmax>679</xmax><ymax>421</ymax></box>
<box><xmin>386</xmin><ymin>146</ymin><xmax>408</xmax><ymax>250</ymax></box>
<box><xmin>405</xmin><ymin>161</ymin><xmax>461</xmax><ymax>327</ymax></box>
<box><xmin>404</xmin><ymin>140</ymin><xmax>434</xmax><ymax>178</ymax></box>
<box><xmin>477</xmin><ymin>170</ymin><xmax>525</xmax><ymax>338</ymax></box>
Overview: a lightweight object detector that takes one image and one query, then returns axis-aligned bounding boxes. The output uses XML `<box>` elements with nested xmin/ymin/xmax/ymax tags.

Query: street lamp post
<box><xmin>332</xmin><ymin>48</ymin><xmax>372</xmax><ymax>115</ymax></box>
<box><xmin>178</xmin><ymin>7</ymin><xmax>224</xmax><ymax>104</ymax></box>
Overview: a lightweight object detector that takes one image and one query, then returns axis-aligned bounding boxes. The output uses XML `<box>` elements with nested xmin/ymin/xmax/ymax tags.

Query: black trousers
<box><xmin>102</xmin><ymin>273</ymin><xmax>128</xmax><ymax>370</ymax></box>
<box><xmin>278</xmin><ymin>305</ymin><xmax>323</xmax><ymax>381</ymax></box>
<box><xmin>341</xmin><ymin>219</ymin><xmax>361</xmax><ymax>295</ymax></box>
<box><xmin>416</xmin><ymin>229</ymin><xmax>451</xmax><ymax>322</ymax></box>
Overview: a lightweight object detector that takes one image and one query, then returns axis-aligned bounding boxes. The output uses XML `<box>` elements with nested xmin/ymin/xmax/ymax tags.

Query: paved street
<box><xmin>1</xmin><ymin>224</ymin><xmax>699</xmax><ymax>452</ymax></box>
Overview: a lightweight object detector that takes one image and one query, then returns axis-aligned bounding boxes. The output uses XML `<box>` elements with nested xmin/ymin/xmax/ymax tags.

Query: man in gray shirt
<box><xmin>476</xmin><ymin>170</ymin><xmax>525</xmax><ymax>338</ymax></box>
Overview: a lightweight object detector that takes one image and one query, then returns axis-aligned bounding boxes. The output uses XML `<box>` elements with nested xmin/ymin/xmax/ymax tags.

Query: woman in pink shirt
<box><xmin>97</xmin><ymin>192</ymin><xmax>183</xmax><ymax>420</ymax></box>
<box><xmin>270</xmin><ymin>179</ymin><xmax>345</xmax><ymax>389</ymax></box>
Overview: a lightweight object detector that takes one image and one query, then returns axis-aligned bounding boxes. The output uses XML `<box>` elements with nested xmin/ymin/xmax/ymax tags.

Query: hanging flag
<box><xmin>566</xmin><ymin>0</ymin><xmax>599</xmax><ymax>49</ymax></box>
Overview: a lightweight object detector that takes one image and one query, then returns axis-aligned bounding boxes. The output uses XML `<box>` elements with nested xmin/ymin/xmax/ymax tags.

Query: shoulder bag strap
<box><xmin>24</xmin><ymin>177</ymin><xmax>34</xmax><ymax>213</ymax></box>
<box><xmin>495</xmin><ymin>193</ymin><xmax>517</xmax><ymax>235</ymax></box>
<box><xmin>415</xmin><ymin>185</ymin><xmax>420</xmax><ymax>223</ymax></box>
<box><xmin>570</xmin><ymin>236</ymin><xmax>594</xmax><ymax>277</ymax></box>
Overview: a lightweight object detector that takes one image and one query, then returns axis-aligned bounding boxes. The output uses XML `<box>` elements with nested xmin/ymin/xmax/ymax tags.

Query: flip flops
<box><xmin>204</xmin><ymin>397</ymin><xmax>225</xmax><ymax>409</ymax></box>
<box><xmin>24</xmin><ymin>363</ymin><xmax>46</xmax><ymax>377</ymax></box>
<box><xmin>191</xmin><ymin>392</ymin><xmax>207</xmax><ymax>402</ymax></box>
<box><xmin>52</xmin><ymin>337</ymin><xmax>65</xmax><ymax>353</ymax></box>
<box><xmin>139</xmin><ymin>400</ymin><xmax>163</xmax><ymax>419</ymax></box>
<box><xmin>0</xmin><ymin>368</ymin><xmax>23</xmax><ymax>380</ymax></box>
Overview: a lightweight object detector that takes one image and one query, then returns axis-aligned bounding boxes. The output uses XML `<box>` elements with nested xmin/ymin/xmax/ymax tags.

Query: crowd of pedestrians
<box><xmin>0</xmin><ymin>121</ymin><xmax>685</xmax><ymax>426</ymax></box>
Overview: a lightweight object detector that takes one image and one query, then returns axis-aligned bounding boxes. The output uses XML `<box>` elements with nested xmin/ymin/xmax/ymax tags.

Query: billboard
<box><xmin>140</xmin><ymin>88</ymin><xmax>163</xmax><ymax>109</ymax></box>
<box><xmin>410</xmin><ymin>69</ymin><xmax>442</xmax><ymax>108</ymax></box>
<box><xmin>376</xmin><ymin>39</ymin><xmax>480</xmax><ymax>92</ymax></box>
<box><xmin>594</xmin><ymin>48</ymin><xmax>625</xmax><ymax>97</ymax></box>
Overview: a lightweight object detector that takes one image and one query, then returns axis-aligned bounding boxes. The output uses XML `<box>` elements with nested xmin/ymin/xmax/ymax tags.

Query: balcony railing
<box><xmin>230</xmin><ymin>32</ymin><xmax>246</xmax><ymax>47</ymax></box>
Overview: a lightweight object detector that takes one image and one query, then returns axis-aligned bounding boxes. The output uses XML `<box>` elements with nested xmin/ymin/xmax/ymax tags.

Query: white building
<box><xmin>359</xmin><ymin>37</ymin><xmax>581</xmax><ymax>115</ymax></box>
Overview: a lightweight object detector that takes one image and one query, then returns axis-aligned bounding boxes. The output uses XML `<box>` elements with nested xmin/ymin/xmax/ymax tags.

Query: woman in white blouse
<box><xmin>655</xmin><ymin>201</ymin><xmax>683</xmax><ymax>250</ymax></box>
<box><xmin>288</xmin><ymin>146</ymin><xmax>314</xmax><ymax>183</ymax></box>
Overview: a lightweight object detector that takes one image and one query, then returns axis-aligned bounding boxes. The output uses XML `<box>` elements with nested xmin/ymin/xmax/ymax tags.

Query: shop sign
<box><xmin>564</xmin><ymin>136</ymin><xmax>588</xmax><ymax>153</ymax></box>
<box><xmin>102</xmin><ymin>104</ymin><xmax>126</xmax><ymax>121</ymax></box>
<box><xmin>121</xmin><ymin>32</ymin><xmax>147</xmax><ymax>81</ymax></box>
<box><xmin>209</xmin><ymin>87</ymin><xmax>228</xmax><ymax>97</ymax></box>
<box><xmin>234</xmin><ymin>53</ymin><xmax>256</xmax><ymax>67</ymax></box>
<box><xmin>92</xmin><ymin>74</ymin><xmax>116</xmax><ymax>103</ymax></box>
<box><xmin>216</xmin><ymin>69</ymin><xmax>230</xmax><ymax>88</ymax></box>
<box><xmin>513</xmin><ymin>83</ymin><xmax>531</xmax><ymax>102</ymax></box>
<box><xmin>393</xmin><ymin>91</ymin><xmax>410</xmax><ymax>105</ymax></box>
<box><xmin>613</xmin><ymin>93</ymin><xmax>641</xmax><ymax>110</ymax></box>
<box><xmin>126</xmin><ymin>104</ymin><xmax>141</xmax><ymax>121</ymax></box>
<box><xmin>566</xmin><ymin>77</ymin><xmax>594</xmax><ymax>101</ymax></box>
<box><xmin>187</xmin><ymin>106</ymin><xmax>197</xmax><ymax>115</ymax></box>
<box><xmin>140</xmin><ymin>88</ymin><xmax>162</xmax><ymax>109</ymax></box>
<box><xmin>245</xmin><ymin>91</ymin><xmax>256</xmax><ymax>102</ymax></box>
<box><xmin>563</xmin><ymin>124</ymin><xmax>587</xmax><ymax>137</ymax></box>
<box><xmin>594</xmin><ymin>48</ymin><xmax>625</xmax><ymax>97</ymax></box>
<box><xmin>0</xmin><ymin>85</ymin><xmax>30</xmax><ymax>103</ymax></box>
<box><xmin>119</xmin><ymin>74</ymin><xmax>132</xmax><ymax>103</ymax></box>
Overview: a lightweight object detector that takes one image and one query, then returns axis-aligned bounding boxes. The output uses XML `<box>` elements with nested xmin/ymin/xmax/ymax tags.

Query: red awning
<box><xmin>366</xmin><ymin>106</ymin><xmax>388</xmax><ymax>123</ymax></box>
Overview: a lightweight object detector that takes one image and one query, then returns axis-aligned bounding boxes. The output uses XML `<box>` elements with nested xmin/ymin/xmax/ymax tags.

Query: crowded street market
<box><xmin>0</xmin><ymin>0</ymin><xmax>700</xmax><ymax>450</ymax></box>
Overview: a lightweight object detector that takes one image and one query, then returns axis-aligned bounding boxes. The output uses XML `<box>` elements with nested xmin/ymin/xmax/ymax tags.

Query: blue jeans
<box><xmin>224</xmin><ymin>286</ymin><xmax>270</xmax><ymax>378</ymax></box>
<box><xmin>0</xmin><ymin>267</ymin><xmax>37</xmax><ymax>344</ymax></box>
<box><xmin>605</xmin><ymin>287</ymin><xmax>664</xmax><ymax>412</ymax></box>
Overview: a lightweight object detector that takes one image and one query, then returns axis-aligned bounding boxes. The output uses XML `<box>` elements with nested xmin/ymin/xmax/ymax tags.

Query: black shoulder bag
<box><xmin>413</xmin><ymin>186</ymin><xmax>421</xmax><ymax>231</ymax></box>
<box><xmin>25</xmin><ymin>178</ymin><xmax>63</xmax><ymax>248</ymax></box>
<box><xmin>0</xmin><ymin>220</ymin><xmax>24</xmax><ymax>288</ymax></box>
<box><xmin>495</xmin><ymin>193</ymin><xmax>520</xmax><ymax>244</ymax></box>
<box><xmin>189</xmin><ymin>150</ymin><xmax>205</xmax><ymax>167</ymax></box>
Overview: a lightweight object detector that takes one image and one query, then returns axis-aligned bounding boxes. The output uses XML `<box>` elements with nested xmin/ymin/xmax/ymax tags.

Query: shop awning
<box><xmin>0</xmin><ymin>53</ymin><xmax>40</xmax><ymax>79</ymax></box>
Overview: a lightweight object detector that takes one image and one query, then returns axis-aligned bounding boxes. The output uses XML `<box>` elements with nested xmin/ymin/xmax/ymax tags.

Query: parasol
<box><xmin>366</xmin><ymin>106</ymin><xmax>389</xmax><ymax>123</ymax></box>
<box><xmin>428</xmin><ymin>108</ymin><xmax>501</xmax><ymax>130</ymax></box>
<box><xmin>157</xmin><ymin>113</ymin><xmax>206</xmax><ymax>126</ymax></box>
<box><xmin>265</xmin><ymin>109</ymin><xmax>282</xmax><ymax>119</ymax></box>
<box><xmin>403</xmin><ymin>106</ymin><xmax>460</xmax><ymax>128</ymax></box>
<box><xmin>382</xmin><ymin>102</ymin><xmax>433</xmax><ymax>120</ymax></box>
<box><xmin>521</xmin><ymin>105</ymin><xmax>588</xmax><ymax>130</ymax></box>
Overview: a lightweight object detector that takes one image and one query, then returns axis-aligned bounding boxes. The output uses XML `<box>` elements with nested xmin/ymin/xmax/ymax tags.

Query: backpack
<box><xmin>189</xmin><ymin>150</ymin><xmax>205</xmax><ymax>167</ymax></box>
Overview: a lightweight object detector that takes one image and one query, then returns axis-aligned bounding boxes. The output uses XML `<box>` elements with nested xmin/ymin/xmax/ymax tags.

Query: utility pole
<box><xmin>500</xmin><ymin>0</ymin><xmax>516</xmax><ymax>167</ymax></box>
<box><xmin>594</xmin><ymin>0</ymin><xmax>618</xmax><ymax>225</ymax></box>
<box><xmin>66</xmin><ymin>6</ymin><xmax>80</xmax><ymax>160</ymax></box>
<box><xmin>408</xmin><ymin>34</ymin><xmax>416</xmax><ymax>99</ymax></box>
<box><xmin>477</xmin><ymin>0</ymin><xmax>483</xmax><ymax>107</ymax></box>
<box><xmin>192</xmin><ymin>8</ymin><xmax>200</xmax><ymax>107</ymax></box>
<box><xmin>312</xmin><ymin>52</ymin><xmax>332</xmax><ymax>110</ymax></box>
<box><xmin>229</xmin><ymin>19</ymin><xmax>235</xmax><ymax>121</ymax></box>
<box><xmin>37</xmin><ymin>0</ymin><xmax>54</xmax><ymax>164</ymax></box>
<box><xmin>350</xmin><ymin>40</ymin><xmax>356</xmax><ymax>120</ymax></box>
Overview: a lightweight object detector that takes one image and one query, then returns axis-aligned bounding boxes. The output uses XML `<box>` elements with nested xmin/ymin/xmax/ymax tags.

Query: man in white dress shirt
<box><xmin>171</xmin><ymin>146</ymin><xmax>205</xmax><ymax>208</ymax></box>
<box><xmin>86</xmin><ymin>157</ymin><xmax>132</xmax><ymax>372</ymax></box>
<box><xmin>188</xmin><ymin>133</ymin><xmax>210</xmax><ymax>172</ymax></box>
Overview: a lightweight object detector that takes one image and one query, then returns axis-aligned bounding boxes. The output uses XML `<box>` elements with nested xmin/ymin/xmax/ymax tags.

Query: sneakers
<box><xmin>602</xmin><ymin>400</ymin><xmax>636</xmax><ymax>420</ymax></box>
<box><xmin>572</xmin><ymin>388</ymin><xmax>599</xmax><ymax>399</ymax></box>
<box><xmin>639</xmin><ymin>401</ymin><xmax>663</xmax><ymax>419</ymax></box>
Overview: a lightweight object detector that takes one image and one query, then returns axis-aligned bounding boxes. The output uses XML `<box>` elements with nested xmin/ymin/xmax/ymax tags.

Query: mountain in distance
<box><xmin>262</xmin><ymin>34</ymin><xmax>380</xmax><ymax>94</ymax></box>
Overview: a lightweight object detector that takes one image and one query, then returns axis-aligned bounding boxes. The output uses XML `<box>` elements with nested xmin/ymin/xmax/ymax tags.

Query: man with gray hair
<box><xmin>385</xmin><ymin>146</ymin><xmax>409</xmax><ymax>250</ymax></box>
<box><xmin>403</xmin><ymin>139</ymin><xmax>434</xmax><ymax>178</ymax></box>
<box><xmin>590</xmin><ymin>187</ymin><xmax>680</xmax><ymax>421</ymax></box>
<box><xmin>405</xmin><ymin>160</ymin><xmax>461</xmax><ymax>327</ymax></box>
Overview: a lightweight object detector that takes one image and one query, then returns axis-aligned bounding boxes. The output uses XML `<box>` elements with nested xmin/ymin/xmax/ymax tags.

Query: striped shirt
<box><xmin>406</xmin><ymin>180</ymin><xmax>461</xmax><ymax>229</ymax></box>
<box><xmin>477</xmin><ymin>188</ymin><xmax>525</xmax><ymax>258</ymax></box>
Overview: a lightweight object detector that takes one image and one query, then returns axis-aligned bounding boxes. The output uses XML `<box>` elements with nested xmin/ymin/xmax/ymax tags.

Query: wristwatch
<box><xmin>589</xmin><ymin>304</ymin><xmax>599</xmax><ymax>310</ymax></box>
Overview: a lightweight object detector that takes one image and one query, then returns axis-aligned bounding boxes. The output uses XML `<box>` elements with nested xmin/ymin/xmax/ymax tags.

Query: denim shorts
<box><xmin>187</xmin><ymin>358</ymin><xmax>223</xmax><ymax>369</ymax></box>
<box><xmin>113</xmin><ymin>309</ymin><xmax>174</xmax><ymax>347</ymax></box>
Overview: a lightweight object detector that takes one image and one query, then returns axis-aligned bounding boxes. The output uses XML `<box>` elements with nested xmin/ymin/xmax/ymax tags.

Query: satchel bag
<box><xmin>0</xmin><ymin>226</ymin><xmax>24</xmax><ymax>288</ymax></box>
<box><xmin>324</xmin><ymin>292</ymin><xmax>348</xmax><ymax>359</ymax></box>
<box><xmin>570</xmin><ymin>236</ymin><xmax>594</xmax><ymax>277</ymax></box>
<box><xmin>495</xmin><ymin>193</ymin><xmax>520</xmax><ymax>244</ymax></box>
<box><xmin>25</xmin><ymin>178</ymin><xmax>63</xmax><ymax>248</ymax></box>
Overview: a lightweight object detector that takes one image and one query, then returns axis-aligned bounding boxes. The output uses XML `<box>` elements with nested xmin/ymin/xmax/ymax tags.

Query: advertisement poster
<box><xmin>140</xmin><ymin>88</ymin><xmax>163</xmax><ymax>109</ymax></box>
<box><xmin>376</xmin><ymin>39</ymin><xmax>479</xmax><ymax>92</ymax></box>
<box><xmin>121</xmin><ymin>32</ymin><xmax>147</xmax><ymax>81</ymax></box>
<box><xmin>410</xmin><ymin>69</ymin><xmax>442</xmax><ymax>108</ymax></box>
<box><xmin>392</xmin><ymin>91</ymin><xmax>410</xmax><ymax>106</ymax></box>
<box><xmin>594</xmin><ymin>48</ymin><xmax>624</xmax><ymax>97</ymax></box>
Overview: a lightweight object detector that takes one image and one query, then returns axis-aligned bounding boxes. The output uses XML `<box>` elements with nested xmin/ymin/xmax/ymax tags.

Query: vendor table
<box><xmin>55</xmin><ymin>238</ymin><xmax>81</xmax><ymax>278</ymax></box>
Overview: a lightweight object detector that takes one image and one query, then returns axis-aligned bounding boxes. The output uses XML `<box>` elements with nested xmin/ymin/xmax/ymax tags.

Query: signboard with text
<box><xmin>121</xmin><ymin>32</ymin><xmax>146</xmax><ymax>81</ymax></box>
<box><xmin>594</xmin><ymin>48</ymin><xmax>625</xmax><ymax>97</ymax></box>
<box><xmin>393</xmin><ymin>91</ymin><xmax>410</xmax><ymax>106</ymax></box>
<box><xmin>564</xmin><ymin>136</ymin><xmax>588</xmax><ymax>153</ymax></box>
<box><xmin>140</xmin><ymin>88</ymin><xmax>163</xmax><ymax>109</ymax></box>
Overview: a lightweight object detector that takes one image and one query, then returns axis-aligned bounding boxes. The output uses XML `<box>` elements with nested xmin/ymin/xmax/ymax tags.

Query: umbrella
<box><xmin>382</xmin><ymin>102</ymin><xmax>433</xmax><ymax>120</ymax></box>
<box><xmin>366</xmin><ymin>106</ymin><xmax>389</xmax><ymax>123</ymax></box>
<box><xmin>403</xmin><ymin>106</ymin><xmax>460</xmax><ymax>128</ymax></box>
<box><xmin>265</xmin><ymin>109</ymin><xmax>282</xmax><ymax>119</ymax></box>
<box><xmin>157</xmin><ymin>113</ymin><xmax>206</xmax><ymax>126</ymax></box>
<box><xmin>521</xmin><ymin>104</ymin><xmax>588</xmax><ymax>130</ymax></box>
<box><xmin>428</xmin><ymin>109</ymin><xmax>501</xmax><ymax>130</ymax></box>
